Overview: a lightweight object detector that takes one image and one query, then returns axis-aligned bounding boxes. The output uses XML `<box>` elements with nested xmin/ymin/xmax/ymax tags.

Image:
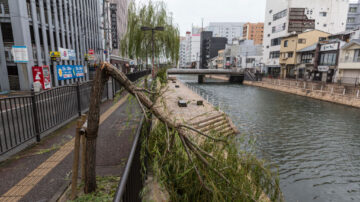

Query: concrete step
<box><xmin>201</xmin><ymin>120</ymin><xmax>229</xmax><ymax>133</ymax></box>
<box><xmin>192</xmin><ymin>114</ymin><xmax>224</xmax><ymax>126</ymax></box>
<box><xmin>195</xmin><ymin>116</ymin><xmax>227</xmax><ymax>130</ymax></box>
<box><xmin>202</xmin><ymin>122</ymin><xmax>230</xmax><ymax>134</ymax></box>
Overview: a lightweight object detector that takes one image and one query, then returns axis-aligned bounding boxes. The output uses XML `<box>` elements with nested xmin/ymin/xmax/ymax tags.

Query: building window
<box><xmin>349</xmin><ymin>7</ymin><xmax>357</xmax><ymax>13</ymax></box>
<box><xmin>353</xmin><ymin>49</ymin><xmax>360</xmax><ymax>62</ymax></box>
<box><xmin>287</xmin><ymin>52</ymin><xmax>293</xmax><ymax>58</ymax></box>
<box><xmin>270</xmin><ymin>51</ymin><xmax>280</xmax><ymax>58</ymax></box>
<box><xmin>298</xmin><ymin>39</ymin><xmax>306</xmax><ymax>44</ymax></box>
<box><xmin>319</xmin><ymin>37</ymin><xmax>327</xmax><ymax>41</ymax></box>
<box><xmin>348</xmin><ymin>17</ymin><xmax>356</xmax><ymax>23</ymax></box>
<box><xmin>323</xmin><ymin>24</ymin><xmax>327</xmax><ymax>27</ymax></box>
<box><xmin>319</xmin><ymin>52</ymin><xmax>337</xmax><ymax>65</ymax></box>
<box><xmin>301</xmin><ymin>53</ymin><xmax>313</xmax><ymax>63</ymax></box>
<box><xmin>273</xmin><ymin>9</ymin><xmax>287</xmax><ymax>21</ymax></box>
<box><xmin>271</xmin><ymin>38</ymin><xmax>282</xmax><ymax>46</ymax></box>
<box><xmin>319</xmin><ymin>12</ymin><xmax>327</xmax><ymax>17</ymax></box>
<box><xmin>268</xmin><ymin>22</ymin><xmax>271</xmax><ymax>26</ymax></box>
<box><xmin>284</xmin><ymin>40</ymin><xmax>288</xmax><ymax>47</ymax></box>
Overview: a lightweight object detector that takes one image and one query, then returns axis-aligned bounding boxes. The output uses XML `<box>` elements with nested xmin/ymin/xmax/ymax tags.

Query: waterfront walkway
<box><xmin>0</xmin><ymin>93</ymin><xmax>142</xmax><ymax>202</ymax></box>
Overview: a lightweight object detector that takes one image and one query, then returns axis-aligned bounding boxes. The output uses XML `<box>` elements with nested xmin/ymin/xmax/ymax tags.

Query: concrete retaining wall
<box><xmin>244</xmin><ymin>81</ymin><xmax>360</xmax><ymax>108</ymax></box>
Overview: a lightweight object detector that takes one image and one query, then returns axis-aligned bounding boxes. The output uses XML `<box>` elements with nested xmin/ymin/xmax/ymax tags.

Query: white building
<box><xmin>190</xmin><ymin>34</ymin><xmax>201</xmax><ymax>68</ymax></box>
<box><xmin>263</xmin><ymin>0</ymin><xmax>349</xmax><ymax>76</ymax></box>
<box><xmin>206</xmin><ymin>22</ymin><xmax>245</xmax><ymax>44</ymax></box>
<box><xmin>179</xmin><ymin>37</ymin><xmax>187</xmax><ymax>68</ymax></box>
<box><xmin>178</xmin><ymin>32</ymin><xmax>201</xmax><ymax>68</ymax></box>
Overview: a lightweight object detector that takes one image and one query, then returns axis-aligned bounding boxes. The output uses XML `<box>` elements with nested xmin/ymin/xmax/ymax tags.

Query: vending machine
<box><xmin>32</xmin><ymin>65</ymin><xmax>52</xmax><ymax>90</ymax></box>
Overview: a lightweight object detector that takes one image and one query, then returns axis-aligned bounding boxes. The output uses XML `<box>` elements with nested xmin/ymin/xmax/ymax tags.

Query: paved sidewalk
<box><xmin>0</xmin><ymin>93</ymin><xmax>142</xmax><ymax>202</ymax></box>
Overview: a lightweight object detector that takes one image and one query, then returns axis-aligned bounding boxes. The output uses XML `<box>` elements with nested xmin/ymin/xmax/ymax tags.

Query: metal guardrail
<box><xmin>113</xmin><ymin>116</ymin><xmax>146</xmax><ymax>202</ymax></box>
<box><xmin>0</xmin><ymin>70</ymin><xmax>150</xmax><ymax>156</ymax></box>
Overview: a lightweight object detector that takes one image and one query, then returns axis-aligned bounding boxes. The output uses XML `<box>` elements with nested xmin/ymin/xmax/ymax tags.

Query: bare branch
<box><xmin>179</xmin><ymin>124</ymin><xmax>228</xmax><ymax>143</ymax></box>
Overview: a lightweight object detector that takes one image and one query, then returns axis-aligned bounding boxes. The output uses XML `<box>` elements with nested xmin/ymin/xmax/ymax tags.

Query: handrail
<box><xmin>113</xmin><ymin>115</ymin><xmax>145</xmax><ymax>202</ymax></box>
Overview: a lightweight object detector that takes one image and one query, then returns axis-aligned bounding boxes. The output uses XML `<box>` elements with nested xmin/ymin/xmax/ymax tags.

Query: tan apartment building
<box><xmin>279</xmin><ymin>30</ymin><xmax>330</xmax><ymax>78</ymax></box>
<box><xmin>242</xmin><ymin>23</ymin><xmax>264</xmax><ymax>45</ymax></box>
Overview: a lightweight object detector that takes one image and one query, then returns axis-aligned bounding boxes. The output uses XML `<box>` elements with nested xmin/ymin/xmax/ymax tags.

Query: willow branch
<box><xmin>179</xmin><ymin>124</ymin><xmax>228</xmax><ymax>143</ymax></box>
<box><xmin>135</xmin><ymin>93</ymin><xmax>148</xmax><ymax>121</ymax></box>
<box><xmin>179</xmin><ymin>133</ymin><xmax>212</xmax><ymax>193</ymax></box>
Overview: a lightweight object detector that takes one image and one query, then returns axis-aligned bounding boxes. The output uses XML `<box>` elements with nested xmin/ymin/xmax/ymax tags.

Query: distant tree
<box><xmin>120</xmin><ymin>1</ymin><xmax>180</xmax><ymax>66</ymax></box>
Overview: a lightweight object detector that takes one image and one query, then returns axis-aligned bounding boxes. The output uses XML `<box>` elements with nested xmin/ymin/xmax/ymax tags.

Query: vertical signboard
<box><xmin>32</xmin><ymin>66</ymin><xmax>52</xmax><ymax>90</ymax></box>
<box><xmin>110</xmin><ymin>3</ymin><xmax>118</xmax><ymax>49</ymax></box>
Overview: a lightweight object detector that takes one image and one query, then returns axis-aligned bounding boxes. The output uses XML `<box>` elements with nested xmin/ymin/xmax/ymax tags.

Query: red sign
<box><xmin>88</xmin><ymin>49</ymin><xmax>94</xmax><ymax>55</ymax></box>
<box><xmin>32</xmin><ymin>66</ymin><xmax>52</xmax><ymax>90</ymax></box>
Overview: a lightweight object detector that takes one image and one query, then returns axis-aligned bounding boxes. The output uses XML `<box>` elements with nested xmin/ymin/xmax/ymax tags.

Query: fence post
<box><xmin>357</xmin><ymin>89</ymin><xmax>359</xmax><ymax>98</ymax></box>
<box><xmin>76</xmin><ymin>82</ymin><xmax>82</xmax><ymax>117</ymax></box>
<box><xmin>304</xmin><ymin>82</ymin><xmax>306</xmax><ymax>89</ymax></box>
<box><xmin>331</xmin><ymin>87</ymin><xmax>334</xmax><ymax>94</ymax></box>
<box><xmin>343</xmin><ymin>88</ymin><xmax>346</xmax><ymax>95</ymax></box>
<box><xmin>31</xmin><ymin>89</ymin><xmax>41</xmax><ymax>142</ymax></box>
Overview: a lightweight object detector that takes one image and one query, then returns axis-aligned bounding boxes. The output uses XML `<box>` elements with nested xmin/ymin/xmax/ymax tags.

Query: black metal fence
<box><xmin>0</xmin><ymin>70</ymin><xmax>150</xmax><ymax>156</ymax></box>
<box><xmin>113</xmin><ymin>116</ymin><xmax>146</xmax><ymax>202</ymax></box>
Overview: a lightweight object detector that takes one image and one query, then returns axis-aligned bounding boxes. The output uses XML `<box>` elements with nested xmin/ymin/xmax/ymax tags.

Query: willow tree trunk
<box><xmin>84</xmin><ymin>66</ymin><xmax>108</xmax><ymax>193</ymax></box>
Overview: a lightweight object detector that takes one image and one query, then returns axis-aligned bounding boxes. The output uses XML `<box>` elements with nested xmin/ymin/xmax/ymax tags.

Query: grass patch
<box><xmin>69</xmin><ymin>176</ymin><xmax>120</xmax><ymax>202</ymax></box>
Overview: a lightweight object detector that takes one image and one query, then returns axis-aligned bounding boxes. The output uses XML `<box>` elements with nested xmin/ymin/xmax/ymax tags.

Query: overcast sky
<box><xmin>136</xmin><ymin>0</ymin><xmax>267</xmax><ymax>36</ymax></box>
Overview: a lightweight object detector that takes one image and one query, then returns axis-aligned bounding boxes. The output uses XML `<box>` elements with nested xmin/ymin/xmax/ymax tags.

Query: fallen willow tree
<box><xmin>85</xmin><ymin>62</ymin><xmax>283</xmax><ymax>201</ymax></box>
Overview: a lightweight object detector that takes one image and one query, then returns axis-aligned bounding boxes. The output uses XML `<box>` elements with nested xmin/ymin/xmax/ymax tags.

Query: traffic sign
<box><xmin>88</xmin><ymin>49</ymin><xmax>94</xmax><ymax>55</ymax></box>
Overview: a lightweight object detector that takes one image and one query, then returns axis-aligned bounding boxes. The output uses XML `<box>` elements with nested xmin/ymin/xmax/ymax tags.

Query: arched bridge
<box><xmin>167</xmin><ymin>69</ymin><xmax>244</xmax><ymax>83</ymax></box>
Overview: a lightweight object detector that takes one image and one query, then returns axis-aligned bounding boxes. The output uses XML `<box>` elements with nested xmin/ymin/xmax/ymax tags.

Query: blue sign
<box><xmin>73</xmin><ymin>65</ymin><xmax>85</xmax><ymax>78</ymax></box>
<box><xmin>57</xmin><ymin>65</ymin><xmax>84</xmax><ymax>80</ymax></box>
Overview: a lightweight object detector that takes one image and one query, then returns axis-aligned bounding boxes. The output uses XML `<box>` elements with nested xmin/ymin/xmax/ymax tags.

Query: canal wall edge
<box><xmin>244</xmin><ymin>81</ymin><xmax>360</xmax><ymax>109</ymax></box>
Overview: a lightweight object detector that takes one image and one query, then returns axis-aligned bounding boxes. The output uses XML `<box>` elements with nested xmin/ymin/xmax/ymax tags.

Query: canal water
<box><xmin>177</xmin><ymin>75</ymin><xmax>360</xmax><ymax>202</ymax></box>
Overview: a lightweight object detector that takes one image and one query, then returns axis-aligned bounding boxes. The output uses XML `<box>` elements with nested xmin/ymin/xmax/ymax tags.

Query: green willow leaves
<box><xmin>120</xmin><ymin>1</ymin><xmax>180</xmax><ymax>66</ymax></box>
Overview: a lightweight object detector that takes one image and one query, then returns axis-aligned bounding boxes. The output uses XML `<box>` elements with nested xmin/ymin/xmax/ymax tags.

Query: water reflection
<box><xmin>177</xmin><ymin>75</ymin><xmax>360</xmax><ymax>202</ymax></box>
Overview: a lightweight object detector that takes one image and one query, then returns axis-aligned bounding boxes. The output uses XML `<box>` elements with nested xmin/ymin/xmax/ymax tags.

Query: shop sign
<box><xmin>50</xmin><ymin>51</ymin><xmax>61</xmax><ymax>58</ymax></box>
<box><xmin>68</xmin><ymin>50</ymin><xmax>76</xmax><ymax>60</ymax></box>
<box><xmin>59</xmin><ymin>48</ymin><xmax>69</xmax><ymax>60</ymax></box>
<box><xmin>32</xmin><ymin>66</ymin><xmax>52</xmax><ymax>90</ymax></box>
<box><xmin>320</xmin><ymin>43</ymin><xmax>338</xmax><ymax>51</ymax></box>
<box><xmin>12</xmin><ymin>46</ymin><xmax>29</xmax><ymax>63</ymax></box>
<box><xmin>88</xmin><ymin>49</ymin><xmax>94</xmax><ymax>55</ymax></box>
<box><xmin>57</xmin><ymin>65</ymin><xmax>85</xmax><ymax>80</ymax></box>
<box><xmin>318</xmin><ymin>66</ymin><xmax>329</xmax><ymax>72</ymax></box>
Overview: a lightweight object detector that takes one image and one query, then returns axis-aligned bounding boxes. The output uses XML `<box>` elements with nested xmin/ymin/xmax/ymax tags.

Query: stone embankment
<box><xmin>158</xmin><ymin>77</ymin><xmax>239</xmax><ymax>137</ymax></box>
<box><xmin>245</xmin><ymin>78</ymin><xmax>360</xmax><ymax>108</ymax></box>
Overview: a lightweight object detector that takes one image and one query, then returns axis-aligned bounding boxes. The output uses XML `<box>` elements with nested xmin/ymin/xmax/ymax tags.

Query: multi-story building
<box><xmin>190</xmin><ymin>34</ymin><xmax>201</xmax><ymax>68</ymax></box>
<box><xmin>200</xmin><ymin>31</ymin><xmax>227</xmax><ymax>69</ymax></box>
<box><xmin>263</xmin><ymin>0</ymin><xmax>349</xmax><ymax>77</ymax></box>
<box><xmin>0</xmin><ymin>0</ymin><xmax>103</xmax><ymax>91</ymax></box>
<box><xmin>225</xmin><ymin>39</ymin><xmax>264</xmax><ymax>70</ymax></box>
<box><xmin>279</xmin><ymin>29</ymin><xmax>330</xmax><ymax>78</ymax></box>
<box><xmin>179</xmin><ymin>37</ymin><xmax>186</xmax><ymax>68</ymax></box>
<box><xmin>337</xmin><ymin>39</ymin><xmax>360</xmax><ymax>84</ymax></box>
<box><xmin>243</xmin><ymin>23</ymin><xmax>264</xmax><ymax>45</ymax></box>
<box><xmin>346</xmin><ymin>0</ymin><xmax>360</xmax><ymax>30</ymax></box>
<box><xmin>178</xmin><ymin>32</ymin><xmax>201</xmax><ymax>69</ymax></box>
<box><xmin>206</xmin><ymin>22</ymin><xmax>245</xmax><ymax>44</ymax></box>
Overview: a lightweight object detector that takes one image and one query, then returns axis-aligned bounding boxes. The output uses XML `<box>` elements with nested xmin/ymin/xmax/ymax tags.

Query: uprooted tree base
<box><xmin>85</xmin><ymin>63</ymin><xmax>283</xmax><ymax>201</ymax></box>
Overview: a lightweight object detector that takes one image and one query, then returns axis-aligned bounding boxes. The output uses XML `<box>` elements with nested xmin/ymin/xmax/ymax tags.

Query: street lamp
<box><xmin>141</xmin><ymin>26</ymin><xmax>164</xmax><ymax>78</ymax></box>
